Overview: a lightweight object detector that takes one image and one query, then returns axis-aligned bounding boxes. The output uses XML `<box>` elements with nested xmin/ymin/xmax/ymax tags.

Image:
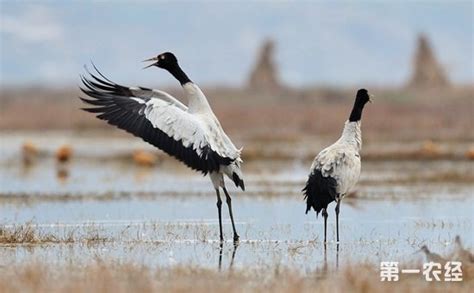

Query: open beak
<box><xmin>142</xmin><ymin>56</ymin><xmax>159</xmax><ymax>69</ymax></box>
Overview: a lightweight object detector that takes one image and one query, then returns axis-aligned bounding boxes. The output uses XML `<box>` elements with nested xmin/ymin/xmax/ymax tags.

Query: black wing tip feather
<box><xmin>303</xmin><ymin>169</ymin><xmax>337</xmax><ymax>215</ymax></box>
<box><xmin>80</xmin><ymin>107</ymin><xmax>97</xmax><ymax>113</ymax></box>
<box><xmin>79</xmin><ymin>63</ymin><xmax>133</xmax><ymax>100</ymax></box>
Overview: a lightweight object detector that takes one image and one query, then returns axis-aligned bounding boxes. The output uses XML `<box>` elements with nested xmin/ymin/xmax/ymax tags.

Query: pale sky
<box><xmin>1</xmin><ymin>1</ymin><xmax>472</xmax><ymax>88</ymax></box>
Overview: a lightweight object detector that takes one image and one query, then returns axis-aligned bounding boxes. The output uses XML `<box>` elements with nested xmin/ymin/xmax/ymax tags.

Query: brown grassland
<box><xmin>1</xmin><ymin>86</ymin><xmax>472</xmax><ymax>142</ymax></box>
<box><xmin>0</xmin><ymin>261</ymin><xmax>472</xmax><ymax>293</ymax></box>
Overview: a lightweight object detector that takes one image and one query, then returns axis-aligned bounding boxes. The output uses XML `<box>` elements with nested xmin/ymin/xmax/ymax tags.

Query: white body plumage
<box><xmin>310</xmin><ymin>120</ymin><xmax>362</xmax><ymax>197</ymax></box>
<box><xmin>143</xmin><ymin>82</ymin><xmax>244</xmax><ymax>189</ymax></box>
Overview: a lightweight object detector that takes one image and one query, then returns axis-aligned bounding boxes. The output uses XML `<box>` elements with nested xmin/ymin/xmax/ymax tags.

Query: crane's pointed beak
<box><xmin>142</xmin><ymin>56</ymin><xmax>159</xmax><ymax>69</ymax></box>
<box><xmin>369</xmin><ymin>94</ymin><xmax>375</xmax><ymax>103</ymax></box>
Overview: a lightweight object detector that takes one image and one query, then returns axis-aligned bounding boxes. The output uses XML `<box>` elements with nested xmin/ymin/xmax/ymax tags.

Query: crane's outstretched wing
<box><xmin>84</xmin><ymin>64</ymin><xmax>188</xmax><ymax>110</ymax></box>
<box><xmin>79</xmin><ymin>67</ymin><xmax>235</xmax><ymax>174</ymax></box>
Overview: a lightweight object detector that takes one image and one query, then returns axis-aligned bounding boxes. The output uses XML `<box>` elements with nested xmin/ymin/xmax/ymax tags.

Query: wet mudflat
<box><xmin>0</xmin><ymin>134</ymin><xmax>473</xmax><ymax>292</ymax></box>
<box><xmin>0</xmin><ymin>134</ymin><xmax>472</xmax><ymax>275</ymax></box>
<box><xmin>0</xmin><ymin>141</ymin><xmax>472</xmax><ymax>272</ymax></box>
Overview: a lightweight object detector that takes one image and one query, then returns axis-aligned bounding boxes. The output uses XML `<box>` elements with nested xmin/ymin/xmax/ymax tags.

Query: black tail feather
<box><xmin>232</xmin><ymin>172</ymin><xmax>245</xmax><ymax>191</ymax></box>
<box><xmin>302</xmin><ymin>169</ymin><xmax>337</xmax><ymax>214</ymax></box>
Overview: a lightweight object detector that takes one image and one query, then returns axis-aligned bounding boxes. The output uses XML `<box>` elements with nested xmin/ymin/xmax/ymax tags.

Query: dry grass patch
<box><xmin>0</xmin><ymin>261</ymin><xmax>472</xmax><ymax>292</ymax></box>
<box><xmin>0</xmin><ymin>222</ymin><xmax>108</xmax><ymax>245</ymax></box>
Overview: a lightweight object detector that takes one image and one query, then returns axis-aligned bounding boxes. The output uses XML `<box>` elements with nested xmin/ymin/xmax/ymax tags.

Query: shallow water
<box><xmin>0</xmin><ymin>196</ymin><xmax>472</xmax><ymax>271</ymax></box>
<box><xmin>0</xmin><ymin>134</ymin><xmax>473</xmax><ymax>271</ymax></box>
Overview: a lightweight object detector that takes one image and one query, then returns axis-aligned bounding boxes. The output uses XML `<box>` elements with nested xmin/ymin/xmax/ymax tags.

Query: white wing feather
<box><xmin>128</xmin><ymin>87</ymin><xmax>188</xmax><ymax>110</ymax></box>
<box><xmin>144</xmin><ymin>98</ymin><xmax>240</xmax><ymax>160</ymax></box>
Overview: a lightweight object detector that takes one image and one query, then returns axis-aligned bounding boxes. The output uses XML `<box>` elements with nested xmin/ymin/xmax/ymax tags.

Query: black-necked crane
<box><xmin>303</xmin><ymin>89</ymin><xmax>371</xmax><ymax>243</ymax></box>
<box><xmin>79</xmin><ymin>52</ymin><xmax>244</xmax><ymax>242</ymax></box>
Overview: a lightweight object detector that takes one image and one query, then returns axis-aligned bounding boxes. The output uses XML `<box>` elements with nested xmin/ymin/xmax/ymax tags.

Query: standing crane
<box><xmin>79</xmin><ymin>52</ymin><xmax>244</xmax><ymax>242</ymax></box>
<box><xmin>303</xmin><ymin>89</ymin><xmax>371</xmax><ymax>243</ymax></box>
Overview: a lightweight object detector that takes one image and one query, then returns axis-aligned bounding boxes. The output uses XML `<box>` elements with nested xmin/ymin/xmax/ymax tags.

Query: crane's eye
<box><xmin>160</xmin><ymin>55</ymin><xmax>165</xmax><ymax>60</ymax></box>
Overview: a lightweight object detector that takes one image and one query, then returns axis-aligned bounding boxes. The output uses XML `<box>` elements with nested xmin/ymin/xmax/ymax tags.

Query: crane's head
<box><xmin>349</xmin><ymin>88</ymin><xmax>372</xmax><ymax>121</ymax></box>
<box><xmin>355</xmin><ymin>88</ymin><xmax>372</xmax><ymax>106</ymax></box>
<box><xmin>143</xmin><ymin>52</ymin><xmax>178</xmax><ymax>70</ymax></box>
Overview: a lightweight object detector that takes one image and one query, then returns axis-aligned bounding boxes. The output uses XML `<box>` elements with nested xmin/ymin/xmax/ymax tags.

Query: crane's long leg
<box><xmin>335</xmin><ymin>199</ymin><xmax>341</xmax><ymax>243</ymax></box>
<box><xmin>215</xmin><ymin>188</ymin><xmax>224</xmax><ymax>242</ymax></box>
<box><xmin>223</xmin><ymin>187</ymin><xmax>239</xmax><ymax>242</ymax></box>
<box><xmin>322</xmin><ymin>208</ymin><xmax>328</xmax><ymax>243</ymax></box>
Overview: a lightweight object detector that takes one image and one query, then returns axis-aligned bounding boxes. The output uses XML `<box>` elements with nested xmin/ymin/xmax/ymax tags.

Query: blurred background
<box><xmin>1</xmin><ymin>0</ymin><xmax>473</xmax><ymax>193</ymax></box>
<box><xmin>0</xmin><ymin>0</ymin><xmax>473</xmax><ymax>180</ymax></box>
<box><xmin>1</xmin><ymin>1</ymin><xmax>472</xmax><ymax>141</ymax></box>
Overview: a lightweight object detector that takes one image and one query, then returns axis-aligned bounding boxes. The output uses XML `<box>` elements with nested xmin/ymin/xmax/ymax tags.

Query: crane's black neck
<box><xmin>166</xmin><ymin>63</ymin><xmax>192</xmax><ymax>85</ymax></box>
<box><xmin>349</xmin><ymin>99</ymin><xmax>366</xmax><ymax>122</ymax></box>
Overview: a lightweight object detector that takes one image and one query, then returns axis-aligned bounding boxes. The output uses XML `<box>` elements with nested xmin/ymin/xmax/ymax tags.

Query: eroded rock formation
<box><xmin>247</xmin><ymin>39</ymin><xmax>282</xmax><ymax>92</ymax></box>
<box><xmin>408</xmin><ymin>34</ymin><xmax>450</xmax><ymax>89</ymax></box>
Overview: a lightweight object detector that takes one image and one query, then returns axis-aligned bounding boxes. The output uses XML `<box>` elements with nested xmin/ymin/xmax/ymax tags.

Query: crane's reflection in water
<box><xmin>218</xmin><ymin>242</ymin><xmax>239</xmax><ymax>271</ymax></box>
